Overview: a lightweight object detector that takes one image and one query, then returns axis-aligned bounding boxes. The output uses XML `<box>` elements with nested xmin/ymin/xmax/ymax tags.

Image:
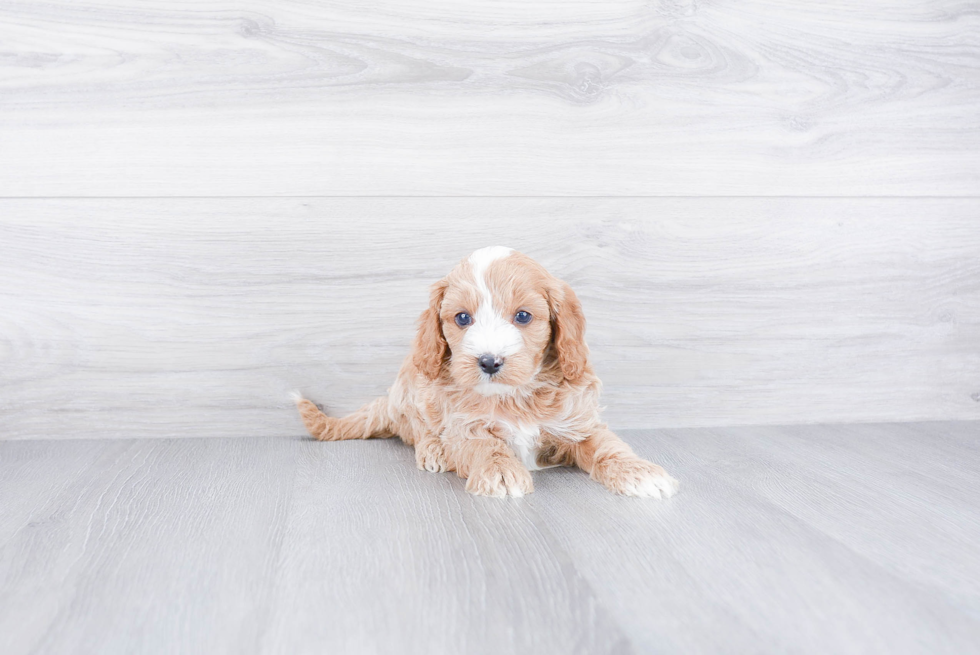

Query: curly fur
<box><xmin>296</xmin><ymin>247</ymin><xmax>679</xmax><ymax>498</ymax></box>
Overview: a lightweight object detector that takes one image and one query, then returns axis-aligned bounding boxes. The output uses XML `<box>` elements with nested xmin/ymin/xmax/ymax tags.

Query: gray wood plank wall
<box><xmin>1</xmin><ymin>0</ymin><xmax>978</xmax><ymax>196</ymax></box>
<box><xmin>2</xmin><ymin>198</ymin><xmax>977</xmax><ymax>438</ymax></box>
<box><xmin>0</xmin><ymin>1</ymin><xmax>978</xmax><ymax>438</ymax></box>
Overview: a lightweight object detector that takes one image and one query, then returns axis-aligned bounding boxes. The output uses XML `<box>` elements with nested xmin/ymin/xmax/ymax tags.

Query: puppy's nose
<box><xmin>478</xmin><ymin>353</ymin><xmax>504</xmax><ymax>376</ymax></box>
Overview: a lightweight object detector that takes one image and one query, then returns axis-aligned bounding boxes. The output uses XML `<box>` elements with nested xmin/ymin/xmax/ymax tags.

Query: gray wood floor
<box><xmin>2</xmin><ymin>421</ymin><xmax>978</xmax><ymax>654</ymax></box>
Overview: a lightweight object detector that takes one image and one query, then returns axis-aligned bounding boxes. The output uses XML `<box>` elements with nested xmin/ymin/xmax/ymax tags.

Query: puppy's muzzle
<box><xmin>477</xmin><ymin>353</ymin><xmax>504</xmax><ymax>376</ymax></box>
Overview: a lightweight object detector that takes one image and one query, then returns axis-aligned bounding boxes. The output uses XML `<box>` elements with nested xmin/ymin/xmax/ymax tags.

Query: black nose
<box><xmin>478</xmin><ymin>354</ymin><xmax>503</xmax><ymax>375</ymax></box>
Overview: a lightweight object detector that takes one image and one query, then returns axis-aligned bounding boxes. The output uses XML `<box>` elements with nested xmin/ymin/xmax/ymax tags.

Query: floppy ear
<box><xmin>412</xmin><ymin>279</ymin><xmax>450</xmax><ymax>380</ymax></box>
<box><xmin>548</xmin><ymin>279</ymin><xmax>589</xmax><ymax>383</ymax></box>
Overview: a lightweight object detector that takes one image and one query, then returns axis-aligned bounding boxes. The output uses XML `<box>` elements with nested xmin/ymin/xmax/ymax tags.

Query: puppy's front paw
<box><xmin>594</xmin><ymin>458</ymin><xmax>679</xmax><ymax>499</ymax></box>
<box><xmin>415</xmin><ymin>438</ymin><xmax>450</xmax><ymax>473</ymax></box>
<box><xmin>465</xmin><ymin>459</ymin><xmax>534</xmax><ymax>498</ymax></box>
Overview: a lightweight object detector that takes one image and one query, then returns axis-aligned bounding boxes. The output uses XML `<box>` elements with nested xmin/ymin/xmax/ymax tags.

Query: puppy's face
<box><xmin>413</xmin><ymin>247</ymin><xmax>589</xmax><ymax>393</ymax></box>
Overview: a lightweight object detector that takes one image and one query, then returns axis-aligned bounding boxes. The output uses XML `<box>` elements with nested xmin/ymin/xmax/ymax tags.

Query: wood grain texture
<box><xmin>532</xmin><ymin>421</ymin><xmax>980</xmax><ymax>653</ymax></box>
<box><xmin>0</xmin><ymin>438</ymin><xmax>299</xmax><ymax>655</ymax></box>
<box><xmin>0</xmin><ymin>0</ymin><xmax>978</xmax><ymax>196</ymax></box>
<box><xmin>1</xmin><ymin>197</ymin><xmax>978</xmax><ymax>439</ymax></box>
<box><xmin>1</xmin><ymin>422</ymin><xmax>978</xmax><ymax>653</ymax></box>
<box><xmin>258</xmin><ymin>439</ymin><xmax>629</xmax><ymax>655</ymax></box>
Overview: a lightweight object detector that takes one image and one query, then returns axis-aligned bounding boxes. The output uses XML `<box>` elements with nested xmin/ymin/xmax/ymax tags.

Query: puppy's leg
<box><xmin>450</xmin><ymin>428</ymin><xmax>533</xmax><ymax>498</ymax></box>
<box><xmin>414</xmin><ymin>432</ymin><xmax>452</xmax><ymax>473</ymax></box>
<box><xmin>295</xmin><ymin>396</ymin><xmax>394</xmax><ymax>442</ymax></box>
<box><xmin>380</xmin><ymin>405</ymin><xmax>452</xmax><ymax>473</ymax></box>
<box><xmin>571</xmin><ymin>427</ymin><xmax>679</xmax><ymax>499</ymax></box>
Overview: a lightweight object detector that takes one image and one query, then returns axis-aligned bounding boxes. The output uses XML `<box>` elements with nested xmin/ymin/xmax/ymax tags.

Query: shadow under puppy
<box><xmin>296</xmin><ymin>246</ymin><xmax>679</xmax><ymax>499</ymax></box>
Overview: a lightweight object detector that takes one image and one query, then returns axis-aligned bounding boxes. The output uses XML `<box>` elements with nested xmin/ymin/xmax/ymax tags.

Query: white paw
<box><xmin>465</xmin><ymin>460</ymin><xmax>534</xmax><ymax>498</ymax></box>
<box><xmin>597</xmin><ymin>459</ymin><xmax>680</xmax><ymax>499</ymax></box>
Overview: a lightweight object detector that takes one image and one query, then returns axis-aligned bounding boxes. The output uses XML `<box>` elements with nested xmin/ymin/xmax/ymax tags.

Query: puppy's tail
<box><xmin>293</xmin><ymin>393</ymin><xmax>395</xmax><ymax>442</ymax></box>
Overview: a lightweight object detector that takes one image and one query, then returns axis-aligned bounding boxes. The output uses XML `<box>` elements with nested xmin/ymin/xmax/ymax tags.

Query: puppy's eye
<box><xmin>455</xmin><ymin>312</ymin><xmax>472</xmax><ymax>327</ymax></box>
<box><xmin>514</xmin><ymin>310</ymin><xmax>532</xmax><ymax>325</ymax></box>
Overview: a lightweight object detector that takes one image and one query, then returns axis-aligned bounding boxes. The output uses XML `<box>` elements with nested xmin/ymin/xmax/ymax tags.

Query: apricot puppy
<box><xmin>296</xmin><ymin>247</ymin><xmax>679</xmax><ymax>499</ymax></box>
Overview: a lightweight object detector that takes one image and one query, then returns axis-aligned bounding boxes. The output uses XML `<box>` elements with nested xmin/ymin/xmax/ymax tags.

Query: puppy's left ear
<box><xmin>412</xmin><ymin>278</ymin><xmax>450</xmax><ymax>380</ymax></box>
<box><xmin>548</xmin><ymin>278</ymin><xmax>589</xmax><ymax>383</ymax></box>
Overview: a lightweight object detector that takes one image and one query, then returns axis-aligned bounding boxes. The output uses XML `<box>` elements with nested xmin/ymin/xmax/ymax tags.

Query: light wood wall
<box><xmin>2</xmin><ymin>198</ymin><xmax>977</xmax><ymax>438</ymax></box>
<box><xmin>2</xmin><ymin>0</ymin><xmax>978</xmax><ymax>196</ymax></box>
<box><xmin>0</xmin><ymin>1</ymin><xmax>978</xmax><ymax>438</ymax></box>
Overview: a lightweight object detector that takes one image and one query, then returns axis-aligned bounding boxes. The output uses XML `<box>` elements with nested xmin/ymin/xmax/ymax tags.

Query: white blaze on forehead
<box><xmin>468</xmin><ymin>246</ymin><xmax>513</xmax><ymax>278</ymax></box>
<box><xmin>462</xmin><ymin>246</ymin><xmax>523</xmax><ymax>360</ymax></box>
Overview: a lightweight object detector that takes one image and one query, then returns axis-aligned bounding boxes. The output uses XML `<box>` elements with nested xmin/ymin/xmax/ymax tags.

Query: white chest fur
<box><xmin>494</xmin><ymin>420</ymin><xmax>560</xmax><ymax>471</ymax></box>
<box><xmin>493</xmin><ymin>412</ymin><xmax>590</xmax><ymax>471</ymax></box>
<box><xmin>503</xmin><ymin>422</ymin><xmax>542</xmax><ymax>471</ymax></box>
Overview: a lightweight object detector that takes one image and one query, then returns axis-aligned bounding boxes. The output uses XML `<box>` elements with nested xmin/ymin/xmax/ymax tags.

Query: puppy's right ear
<box><xmin>412</xmin><ymin>278</ymin><xmax>449</xmax><ymax>380</ymax></box>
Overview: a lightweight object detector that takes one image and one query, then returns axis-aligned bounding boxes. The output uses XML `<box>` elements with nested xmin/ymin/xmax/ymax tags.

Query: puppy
<box><xmin>296</xmin><ymin>247</ymin><xmax>679</xmax><ymax>499</ymax></box>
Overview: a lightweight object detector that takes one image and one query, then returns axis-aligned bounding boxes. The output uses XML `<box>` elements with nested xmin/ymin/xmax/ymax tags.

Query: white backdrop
<box><xmin>1</xmin><ymin>0</ymin><xmax>978</xmax><ymax>438</ymax></box>
<box><xmin>2</xmin><ymin>198</ymin><xmax>977</xmax><ymax>438</ymax></box>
